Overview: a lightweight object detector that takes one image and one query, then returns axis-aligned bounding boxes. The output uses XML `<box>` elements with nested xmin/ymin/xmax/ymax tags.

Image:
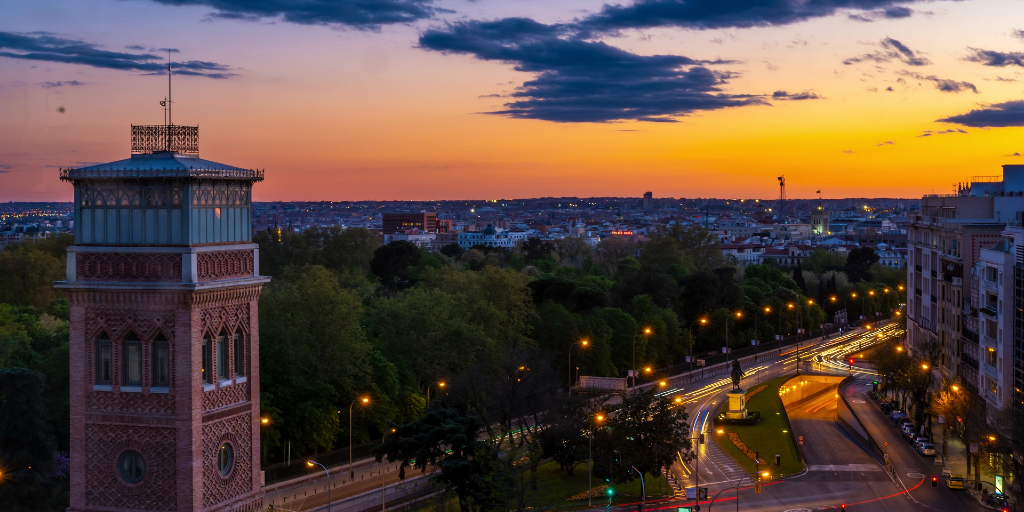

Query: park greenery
<box><xmin>0</xmin><ymin>226</ymin><xmax>908</xmax><ymax>510</ymax></box>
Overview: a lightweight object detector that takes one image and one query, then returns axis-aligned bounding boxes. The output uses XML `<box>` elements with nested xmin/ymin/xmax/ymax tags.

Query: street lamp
<box><xmin>381</xmin><ymin>427</ymin><xmax>396</xmax><ymax>512</ymax></box>
<box><xmin>349</xmin><ymin>396</ymin><xmax>370</xmax><ymax>479</ymax></box>
<box><xmin>724</xmin><ymin>310</ymin><xmax>742</xmax><ymax>356</ymax></box>
<box><xmin>753</xmin><ymin>306</ymin><xmax>770</xmax><ymax>361</ymax></box>
<box><xmin>569</xmin><ymin>339</ymin><xmax>589</xmax><ymax>399</ymax></box>
<box><xmin>689</xmin><ymin>318</ymin><xmax>708</xmax><ymax>377</ymax></box>
<box><xmin>589</xmin><ymin>413</ymin><xmax>605</xmax><ymax>507</ymax></box>
<box><xmin>307</xmin><ymin>460</ymin><xmax>331</xmax><ymax>512</ymax></box>
<box><xmin>425</xmin><ymin>381</ymin><xmax>446</xmax><ymax>407</ymax></box>
<box><xmin>634</xmin><ymin>328</ymin><xmax>652</xmax><ymax>392</ymax></box>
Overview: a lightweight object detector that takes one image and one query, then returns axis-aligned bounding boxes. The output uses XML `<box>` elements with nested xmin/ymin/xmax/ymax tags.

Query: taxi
<box><xmin>945</xmin><ymin>474</ymin><xmax>965</xmax><ymax>490</ymax></box>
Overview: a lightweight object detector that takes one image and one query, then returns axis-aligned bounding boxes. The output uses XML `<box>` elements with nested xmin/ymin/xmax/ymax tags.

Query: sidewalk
<box><xmin>930</xmin><ymin>422</ymin><xmax>1011</xmax><ymax>507</ymax></box>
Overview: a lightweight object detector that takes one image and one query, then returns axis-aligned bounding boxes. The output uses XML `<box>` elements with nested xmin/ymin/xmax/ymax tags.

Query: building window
<box><xmin>217</xmin><ymin>334</ymin><xmax>229</xmax><ymax>380</ymax></box>
<box><xmin>233</xmin><ymin>333</ymin><xmax>244</xmax><ymax>377</ymax></box>
<box><xmin>218</xmin><ymin>443</ymin><xmax>234</xmax><ymax>476</ymax></box>
<box><xmin>96</xmin><ymin>337</ymin><xmax>112</xmax><ymax>385</ymax></box>
<box><xmin>986</xmin><ymin>347</ymin><xmax>998</xmax><ymax>366</ymax></box>
<box><xmin>117</xmin><ymin>450</ymin><xmax>146</xmax><ymax>483</ymax></box>
<box><xmin>122</xmin><ymin>336</ymin><xmax>143</xmax><ymax>387</ymax></box>
<box><xmin>202</xmin><ymin>337</ymin><xmax>212</xmax><ymax>385</ymax></box>
<box><xmin>152</xmin><ymin>337</ymin><xmax>170</xmax><ymax>387</ymax></box>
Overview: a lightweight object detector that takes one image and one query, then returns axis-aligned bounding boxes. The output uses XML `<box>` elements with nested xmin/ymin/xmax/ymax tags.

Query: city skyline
<box><xmin>4</xmin><ymin>0</ymin><xmax>1024</xmax><ymax>202</ymax></box>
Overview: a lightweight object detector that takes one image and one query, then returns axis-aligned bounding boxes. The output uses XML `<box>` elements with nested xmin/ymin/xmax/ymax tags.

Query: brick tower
<box><xmin>57</xmin><ymin>120</ymin><xmax>268</xmax><ymax>511</ymax></box>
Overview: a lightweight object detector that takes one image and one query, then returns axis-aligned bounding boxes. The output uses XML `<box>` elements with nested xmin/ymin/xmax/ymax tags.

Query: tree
<box><xmin>0</xmin><ymin>240</ymin><xmax>67</xmax><ymax>309</ymax></box>
<box><xmin>845</xmin><ymin>247</ymin><xmax>880</xmax><ymax>282</ymax></box>
<box><xmin>641</xmin><ymin>224</ymin><xmax>727</xmax><ymax>274</ymax></box>
<box><xmin>555</xmin><ymin>237</ymin><xmax>592</xmax><ymax>268</ymax></box>
<box><xmin>537</xmin><ymin>397</ymin><xmax>601</xmax><ymax>476</ymax></box>
<box><xmin>371</xmin><ymin>240</ymin><xmax>422</xmax><ymax>289</ymax></box>
<box><xmin>376</xmin><ymin>407</ymin><xmax>489</xmax><ymax>512</ymax></box>
<box><xmin>520</xmin><ymin>237</ymin><xmax>553</xmax><ymax>264</ymax></box>
<box><xmin>259</xmin><ymin>265</ymin><xmax>374</xmax><ymax>456</ymax></box>
<box><xmin>440</xmin><ymin>243</ymin><xmax>464</xmax><ymax>260</ymax></box>
<box><xmin>594</xmin><ymin>236</ymin><xmax>637</xmax><ymax>276</ymax></box>
<box><xmin>602</xmin><ymin>389</ymin><xmax>692</xmax><ymax>482</ymax></box>
<box><xmin>792</xmin><ymin>261</ymin><xmax>807</xmax><ymax>294</ymax></box>
<box><xmin>0</xmin><ymin>368</ymin><xmax>56</xmax><ymax>512</ymax></box>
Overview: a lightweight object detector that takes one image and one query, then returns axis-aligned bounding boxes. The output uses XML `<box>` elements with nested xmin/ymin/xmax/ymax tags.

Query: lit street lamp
<box><xmin>426</xmin><ymin>381</ymin><xmax>446</xmax><ymax>407</ymax></box>
<box><xmin>569</xmin><ymin>339</ymin><xmax>589</xmax><ymax>399</ymax></box>
<box><xmin>349</xmin><ymin>396</ymin><xmax>370</xmax><ymax>479</ymax></box>
<box><xmin>307</xmin><ymin>460</ymin><xmax>331</xmax><ymax>512</ymax></box>
<box><xmin>724</xmin><ymin>310</ymin><xmax>742</xmax><ymax>356</ymax></box>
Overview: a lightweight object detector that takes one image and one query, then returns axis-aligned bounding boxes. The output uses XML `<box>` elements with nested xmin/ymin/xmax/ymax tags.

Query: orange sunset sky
<box><xmin>3</xmin><ymin>0</ymin><xmax>1024</xmax><ymax>202</ymax></box>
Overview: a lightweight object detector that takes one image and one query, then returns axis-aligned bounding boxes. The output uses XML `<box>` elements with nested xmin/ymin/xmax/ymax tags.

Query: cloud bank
<box><xmin>419</xmin><ymin>18</ymin><xmax>765</xmax><ymax>123</ymax></box>
<box><xmin>939</xmin><ymin>100</ymin><xmax>1024</xmax><ymax>127</ymax></box>
<box><xmin>0</xmin><ymin>32</ymin><xmax>235</xmax><ymax>78</ymax></box>
<box><xmin>144</xmin><ymin>0</ymin><xmax>436</xmax><ymax>30</ymax></box>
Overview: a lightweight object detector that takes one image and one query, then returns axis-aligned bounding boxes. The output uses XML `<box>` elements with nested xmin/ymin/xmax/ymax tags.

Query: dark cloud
<box><xmin>918</xmin><ymin>128</ymin><xmax>968</xmax><ymax>137</ymax></box>
<box><xmin>1013</xmin><ymin>29</ymin><xmax>1024</xmax><ymax>40</ymax></box>
<box><xmin>418</xmin><ymin>18</ymin><xmax>764</xmax><ymax>123</ymax></box>
<box><xmin>0</xmin><ymin>32</ymin><xmax>235</xmax><ymax>78</ymax></box>
<box><xmin>125</xmin><ymin>44</ymin><xmax>146</xmax><ymax>50</ymax></box>
<box><xmin>898</xmin><ymin>70</ymin><xmax>977</xmax><ymax>93</ymax></box>
<box><xmin>885</xmin><ymin>86</ymin><xmax>894</xmax><ymax>91</ymax></box>
<box><xmin>844</xmin><ymin>37</ymin><xmax>930</xmax><ymax>66</ymax></box>
<box><xmin>40</xmin><ymin>80</ymin><xmax>87</xmax><ymax>88</ymax></box>
<box><xmin>939</xmin><ymin>100</ymin><xmax>1024</xmax><ymax>127</ymax></box>
<box><xmin>1009</xmin><ymin>152</ymin><xmax>1022</xmax><ymax>156</ymax></box>
<box><xmin>965</xmin><ymin>48</ymin><xmax>1024</xmax><ymax>67</ymax></box>
<box><xmin>772</xmin><ymin>90</ymin><xmax>822</xmax><ymax>100</ymax></box>
<box><xmin>994</xmin><ymin>76</ymin><xmax>1018</xmax><ymax>82</ymax></box>
<box><xmin>144</xmin><ymin>0</ymin><xmax>436</xmax><ymax>30</ymax></box>
<box><xmin>877</xmin><ymin>140</ymin><xmax>895</xmax><ymax>146</ymax></box>
<box><xmin>577</xmin><ymin>0</ymin><xmax>920</xmax><ymax>34</ymax></box>
<box><xmin>843</xmin><ymin>150</ymin><xmax>856</xmax><ymax>153</ymax></box>
<box><xmin>848</xmin><ymin>6</ymin><xmax>913</xmax><ymax>22</ymax></box>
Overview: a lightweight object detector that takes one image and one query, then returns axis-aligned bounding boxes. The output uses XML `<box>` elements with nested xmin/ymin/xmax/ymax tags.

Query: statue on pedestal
<box><xmin>730</xmin><ymin>359</ymin><xmax>744</xmax><ymax>392</ymax></box>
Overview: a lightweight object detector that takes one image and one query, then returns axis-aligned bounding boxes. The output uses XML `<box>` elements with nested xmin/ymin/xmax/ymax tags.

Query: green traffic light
<box><xmin>606</xmin><ymin>488</ymin><xmax>614</xmax><ymax>496</ymax></box>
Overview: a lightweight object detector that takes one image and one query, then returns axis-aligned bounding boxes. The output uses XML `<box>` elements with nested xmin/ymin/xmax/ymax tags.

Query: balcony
<box><xmin>980</xmin><ymin>305</ymin><xmax>997</xmax><ymax>317</ymax></box>
<box><xmin>952</xmin><ymin>277</ymin><xmax>962</xmax><ymax>287</ymax></box>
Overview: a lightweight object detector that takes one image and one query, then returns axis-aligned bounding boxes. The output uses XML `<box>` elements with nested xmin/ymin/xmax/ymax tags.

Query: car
<box><xmin>916</xmin><ymin>442</ymin><xmax>936</xmax><ymax>456</ymax></box>
<box><xmin>901</xmin><ymin>423</ymin><xmax>916</xmax><ymax>437</ymax></box>
<box><xmin>946</xmin><ymin>474</ymin><xmax>965</xmax><ymax>490</ymax></box>
<box><xmin>890</xmin><ymin>412</ymin><xmax>907</xmax><ymax>425</ymax></box>
<box><xmin>906</xmin><ymin>432</ymin><xmax>918</xmax><ymax>444</ymax></box>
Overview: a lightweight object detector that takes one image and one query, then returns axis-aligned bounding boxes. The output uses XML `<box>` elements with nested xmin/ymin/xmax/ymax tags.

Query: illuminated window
<box><xmin>218</xmin><ymin>443</ymin><xmax>234</xmax><ymax>475</ymax></box>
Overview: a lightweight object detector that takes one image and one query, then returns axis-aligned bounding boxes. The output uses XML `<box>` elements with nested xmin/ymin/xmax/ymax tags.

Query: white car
<box><xmin>916</xmin><ymin>442</ymin><xmax>936</xmax><ymax>456</ymax></box>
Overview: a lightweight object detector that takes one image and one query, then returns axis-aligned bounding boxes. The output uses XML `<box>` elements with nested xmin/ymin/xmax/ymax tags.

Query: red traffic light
<box><xmin>848</xmin><ymin>359</ymin><xmax>854</xmax><ymax>365</ymax></box>
<box><xmin>840</xmin><ymin>505</ymin><xmax>845</xmax><ymax>511</ymax></box>
<box><xmin>931</xmin><ymin>476</ymin><xmax>938</xmax><ymax>487</ymax></box>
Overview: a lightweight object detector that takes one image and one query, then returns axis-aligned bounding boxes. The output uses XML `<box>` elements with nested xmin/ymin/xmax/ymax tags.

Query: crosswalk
<box><xmin>702</xmin><ymin>439</ymin><xmax>749</xmax><ymax>483</ymax></box>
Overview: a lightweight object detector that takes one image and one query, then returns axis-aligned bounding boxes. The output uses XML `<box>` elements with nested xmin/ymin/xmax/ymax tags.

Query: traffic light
<box><xmin>699</xmin><ymin>433</ymin><xmax>705</xmax><ymax>445</ymax></box>
<box><xmin>775</xmin><ymin>454</ymin><xmax>781</xmax><ymax>466</ymax></box>
<box><xmin>931</xmin><ymin>476</ymin><xmax>938</xmax><ymax>487</ymax></box>
<box><xmin>840</xmin><ymin>505</ymin><xmax>845</xmax><ymax>511</ymax></box>
<box><xmin>606</xmin><ymin>487</ymin><xmax>614</xmax><ymax>497</ymax></box>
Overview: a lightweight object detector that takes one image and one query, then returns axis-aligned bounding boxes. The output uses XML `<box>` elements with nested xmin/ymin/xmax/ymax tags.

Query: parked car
<box><xmin>916</xmin><ymin>442</ymin><xmax>936</xmax><ymax>456</ymax></box>
<box><xmin>946</xmin><ymin>474</ymin><xmax>965</xmax><ymax>490</ymax></box>
<box><xmin>890</xmin><ymin>411</ymin><xmax>907</xmax><ymax>425</ymax></box>
<box><xmin>906</xmin><ymin>432</ymin><xmax>918</xmax><ymax>444</ymax></box>
<box><xmin>901</xmin><ymin>423</ymin><xmax>916</xmax><ymax>438</ymax></box>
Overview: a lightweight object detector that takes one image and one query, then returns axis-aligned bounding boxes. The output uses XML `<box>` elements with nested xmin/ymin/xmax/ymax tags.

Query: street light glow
<box><xmin>261</xmin><ymin>417</ymin><xmax>269</xmax><ymax>425</ymax></box>
<box><xmin>735</xmin><ymin>311</ymin><xmax>742</xmax><ymax>318</ymax></box>
<box><xmin>596</xmin><ymin>414</ymin><xmax>605</xmax><ymax>422</ymax></box>
<box><xmin>659</xmin><ymin>380</ymin><xmax>667</xmax><ymax>387</ymax></box>
<box><xmin>644</xmin><ymin>366</ymin><xmax>652</xmax><ymax>373</ymax></box>
<box><xmin>951</xmin><ymin>385</ymin><xmax>959</xmax><ymax>392</ymax></box>
<box><xmin>921</xmin><ymin>364</ymin><xmax>929</xmax><ymax>370</ymax></box>
<box><xmin>644</xmin><ymin>327</ymin><xmax>652</xmax><ymax>335</ymax></box>
<box><xmin>306</xmin><ymin>461</ymin><xmax>315</xmax><ymax>467</ymax></box>
<box><xmin>439</xmin><ymin>381</ymin><xmax>446</xmax><ymax>387</ymax></box>
<box><xmin>700</xmin><ymin>318</ymin><xmax>708</xmax><ymax>324</ymax></box>
<box><xmin>764</xmin><ymin>306</ymin><xmax>771</xmax><ymax>313</ymax></box>
<box><xmin>362</xmin><ymin>397</ymin><xmax>370</xmax><ymax>403</ymax></box>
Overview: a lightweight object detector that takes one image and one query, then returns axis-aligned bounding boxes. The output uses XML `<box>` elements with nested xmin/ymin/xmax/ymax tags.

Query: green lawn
<box><xmin>406</xmin><ymin>461</ymin><xmax>670</xmax><ymax>512</ymax></box>
<box><xmin>712</xmin><ymin>375</ymin><xmax>804</xmax><ymax>479</ymax></box>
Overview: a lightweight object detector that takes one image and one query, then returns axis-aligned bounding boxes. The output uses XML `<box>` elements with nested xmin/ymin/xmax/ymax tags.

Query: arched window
<box><xmin>122</xmin><ymin>334</ymin><xmax>142</xmax><ymax>387</ymax></box>
<box><xmin>152</xmin><ymin>336</ymin><xmax>170</xmax><ymax>388</ymax></box>
<box><xmin>233</xmin><ymin>332</ymin><xmax>244</xmax><ymax>378</ymax></box>
<box><xmin>95</xmin><ymin>336</ymin><xmax>112</xmax><ymax>385</ymax></box>
<box><xmin>201</xmin><ymin>337</ymin><xmax>213</xmax><ymax>385</ymax></box>
<box><xmin>117</xmin><ymin>450</ymin><xmax>146</xmax><ymax>483</ymax></box>
<box><xmin>216</xmin><ymin>332</ymin><xmax>229</xmax><ymax>381</ymax></box>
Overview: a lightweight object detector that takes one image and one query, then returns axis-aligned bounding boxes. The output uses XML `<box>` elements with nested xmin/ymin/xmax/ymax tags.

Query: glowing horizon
<box><xmin>3</xmin><ymin>0</ymin><xmax>1024</xmax><ymax>202</ymax></box>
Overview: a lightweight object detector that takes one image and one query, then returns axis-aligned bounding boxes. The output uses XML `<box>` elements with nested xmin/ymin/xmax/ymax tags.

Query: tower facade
<box><xmin>57</xmin><ymin>123</ymin><xmax>267</xmax><ymax>512</ymax></box>
<box><xmin>811</xmin><ymin>196</ymin><xmax>829</xmax><ymax>236</ymax></box>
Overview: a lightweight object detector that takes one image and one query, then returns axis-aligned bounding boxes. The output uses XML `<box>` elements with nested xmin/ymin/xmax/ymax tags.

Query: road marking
<box><xmin>807</xmin><ymin>464</ymin><xmax>882</xmax><ymax>472</ymax></box>
<box><xmin>908</xmin><ymin>472</ymin><xmax>925</xmax><ymax>478</ymax></box>
<box><xmin>852</xmin><ymin>399</ymin><xmax>866</xmax><ymax>403</ymax></box>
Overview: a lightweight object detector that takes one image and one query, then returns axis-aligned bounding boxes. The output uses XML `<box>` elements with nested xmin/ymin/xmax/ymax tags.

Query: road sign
<box><xmin>697</xmin><ymin>359</ymin><xmax>706</xmax><ymax>367</ymax></box>
<box><xmin>798</xmin><ymin>440</ymin><xmax>803</xmax><ymax>446</ymax></box>
<box><xmin>799</xmin><ymin>435</ymin><xmax>804</xmax><ymax>441</ymax></box>
<box><xmin>883</xmin><ymin>441</ymin><xmax>889</xmax><ymax>447</ymax></box>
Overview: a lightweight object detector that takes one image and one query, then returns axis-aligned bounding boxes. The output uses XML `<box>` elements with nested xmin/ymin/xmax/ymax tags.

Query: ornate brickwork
<box><xmin>78</xmin><ymin>184</ymin><xmax>184</xmax><ymax>207</ymax></box>
<box><xmin>203</xmin><ymin>382</ymin><xmax>249</xmax><ymax>412</ymax></box>
<box><xmin>202</xmin><ymin>413</ymin><xmax>253</xmax><ymax>508</ymax></box>
<box><xmin>197</xmin><ymin>250</ymin><xmax>254</xmax><ymax>282</ymax></box>
<box><xmin>201</xmin><ymin>303</ymin><xmax>250</xmax><ymax>339</ymax></box>
<box><xmin>84</xmin><ymin>423</ymin><xmax>176</xmax><ymax>511</ymax></box>
<box><xmin>88</xmin><ymin>391</ymin><xmax>175</xmax><ymax>415</ymax></box>
<box><xmin>78</xmin><ymin>253</ymin><xmax>182</xmax><ymax>282</ymax></box>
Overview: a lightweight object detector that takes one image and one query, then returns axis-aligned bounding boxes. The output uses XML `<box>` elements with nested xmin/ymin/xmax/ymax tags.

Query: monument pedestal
<box><xmin>725</xmin><ymin>390</ymin><xmax>748</xmax><ymax>419</ymax></box>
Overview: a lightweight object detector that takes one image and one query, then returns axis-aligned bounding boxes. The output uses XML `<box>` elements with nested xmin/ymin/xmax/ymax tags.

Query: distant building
<box><xmin>811</xmin><ymin>197</ymin><xmax>829</xmax><ymax>236</ymax></box>
<box><xmin>974</xmin><ymin>235</ymin><xmax>1014</xmax><ymax>420</ymax></box>
<box><xmin>382</xmin><ymin>212</ymin><xmax>437</xmax><ymax>234</ymax></box>
<box><xmin>383</xmin><ymin>231</ymin><xmax>435</xmax><ymax>247</ymax></box>
<box><xmin>642</xmin><ymin>191</ymin><xmax>653</xmax><ymax>210</ymax></box>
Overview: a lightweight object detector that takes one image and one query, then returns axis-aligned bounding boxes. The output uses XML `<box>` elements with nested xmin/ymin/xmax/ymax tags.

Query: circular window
<box><xmin>116</xmin><ymin>450</ymin><xmax>146</xmax><ymax>483</ymax></box>
<box><xmin>218</xmin><ymin>443</ymin><xmax>234</xmax><ymax>476</ymax></box>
